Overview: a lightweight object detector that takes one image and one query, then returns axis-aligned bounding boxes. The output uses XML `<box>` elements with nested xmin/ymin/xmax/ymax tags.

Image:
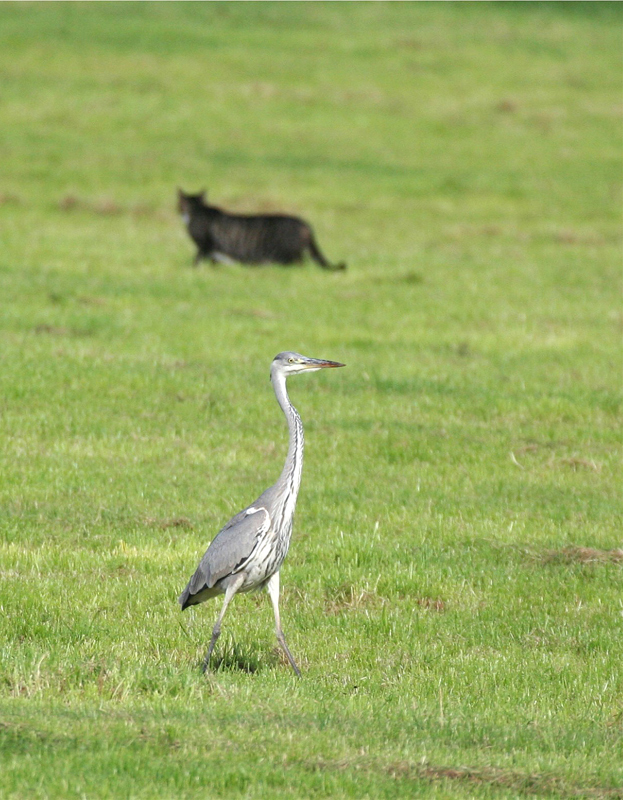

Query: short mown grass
<box><xmin>0</xmin><ymin>3</ymin><xmax>621</xmax><ymax>798</ymax></box>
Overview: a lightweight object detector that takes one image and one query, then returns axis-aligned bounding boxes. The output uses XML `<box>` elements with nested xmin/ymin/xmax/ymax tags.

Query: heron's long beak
<box><xmin>307</xmin><ymin>358</ymin><xmax>345</xmax><ymax>369</ymax></box>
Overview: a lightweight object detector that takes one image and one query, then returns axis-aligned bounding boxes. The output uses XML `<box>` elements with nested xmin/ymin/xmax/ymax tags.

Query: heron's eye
<box><xmin>288</xmin><ymin>358</ymin><xmax>295</xmax><ymax>363</ymax></box>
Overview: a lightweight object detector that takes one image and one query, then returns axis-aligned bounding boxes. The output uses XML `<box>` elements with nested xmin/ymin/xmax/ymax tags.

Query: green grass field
<box><xmin>1</xmin><ymin>2</ymin><xmax>622</xmax><ymax>797</ymax></box>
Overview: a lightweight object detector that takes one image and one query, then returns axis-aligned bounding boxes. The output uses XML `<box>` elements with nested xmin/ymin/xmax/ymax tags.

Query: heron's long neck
<box><xmin>271</xmin><ymin>369</ymin><xmax>305</xmax><ymax>522</ymax></box>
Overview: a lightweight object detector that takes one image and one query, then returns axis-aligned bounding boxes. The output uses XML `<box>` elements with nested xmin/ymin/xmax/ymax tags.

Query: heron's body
<box><xmin>178</xmin><ymin>351</ymin><xmax>344</xmax><ymax>675</ymax></box>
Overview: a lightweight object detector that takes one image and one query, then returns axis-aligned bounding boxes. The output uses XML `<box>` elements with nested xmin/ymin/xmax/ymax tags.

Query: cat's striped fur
<box><xmin>178</xmin><ymin>189</ymin><xmax>345</xmax><ymax>270</ymax></box>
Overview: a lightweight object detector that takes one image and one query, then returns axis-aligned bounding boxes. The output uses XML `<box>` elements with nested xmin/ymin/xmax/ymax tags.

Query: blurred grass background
<box><xmin>0</xmin><ymin>2</ymin><xmax>621</xmax><ymax>798</ymax></box>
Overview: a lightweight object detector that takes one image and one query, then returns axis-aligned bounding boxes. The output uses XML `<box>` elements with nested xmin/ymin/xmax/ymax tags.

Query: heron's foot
<box><xmin>201</xmin><ymin>648</ymin><xmax>215</xmax><ymax>674</ymax></box>
<box><xmin>277</xmin><ymin>631</ymin><xmax>302</xmax><ymax>677</ymax></box>
<box><xmin>201</xmin><ymin>628</ymin><xmax>221</xmax><ymax>674</ymax></box>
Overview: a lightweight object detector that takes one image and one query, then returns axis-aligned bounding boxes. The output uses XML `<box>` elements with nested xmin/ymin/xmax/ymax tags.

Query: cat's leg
<box><xmin>211</xmin><ymin>252</ymin><xmax>236</xmax><ymax>266</ymax></box>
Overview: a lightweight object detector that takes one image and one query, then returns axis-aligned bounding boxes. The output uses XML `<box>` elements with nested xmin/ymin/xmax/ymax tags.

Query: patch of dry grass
<box><xmin>543</xmin><ymin>547</ymin><xmax>623</xmax><ymax>565</ymax></box>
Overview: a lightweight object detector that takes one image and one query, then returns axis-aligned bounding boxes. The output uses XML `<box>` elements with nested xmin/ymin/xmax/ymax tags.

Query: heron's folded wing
<box><xmin>185</xmin><ymin>506</ymin><xmax>270</xmax><ymax>597</ymax></box>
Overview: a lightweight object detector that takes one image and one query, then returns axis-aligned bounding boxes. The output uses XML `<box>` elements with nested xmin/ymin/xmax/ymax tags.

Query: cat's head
<box><xmin>177</xmin><ymin>188</ymin><xmax>206</xmax><ymax>215</ymax></box>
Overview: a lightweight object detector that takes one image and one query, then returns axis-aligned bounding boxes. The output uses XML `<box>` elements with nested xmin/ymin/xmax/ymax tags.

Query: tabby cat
<box><xmin>177</xmin><ymin>189</ymin><xmax>345</xmax><ymax>270</ymax></box>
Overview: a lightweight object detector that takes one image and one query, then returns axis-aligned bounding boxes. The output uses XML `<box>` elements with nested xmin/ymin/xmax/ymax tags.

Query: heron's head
<box><xmin>271</xmin><ymin>351</ymin><xmax>345</xmax><ymax>377</ymax></box>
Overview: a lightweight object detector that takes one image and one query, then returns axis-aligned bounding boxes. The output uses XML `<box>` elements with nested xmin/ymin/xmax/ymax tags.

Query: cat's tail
<box><xmin>308</xmin><ymin>234</ymin><xmax>346</xmax><ymax>271</ymax></box>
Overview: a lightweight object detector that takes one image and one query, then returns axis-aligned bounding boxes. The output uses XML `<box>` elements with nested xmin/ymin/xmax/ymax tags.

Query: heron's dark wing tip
<box><xmin>178</xmin><ymin>562</ymin><xmax>212</xmax><ymax>609</ymax></box>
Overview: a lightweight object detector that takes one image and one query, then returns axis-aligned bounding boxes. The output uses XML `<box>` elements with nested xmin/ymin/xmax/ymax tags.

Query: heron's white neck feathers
<box><xmin>271</xmin><ymin>369</ymin><xmax>305</xmax><ymax>529</ymax></box>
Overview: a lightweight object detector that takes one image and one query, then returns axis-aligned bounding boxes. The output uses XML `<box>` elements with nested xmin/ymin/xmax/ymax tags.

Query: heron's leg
<box><xmin>202</xmin><ymin>575</ymin><xmax>245</xmax><ymax>673</ymax></box>
<box><xmin>266</xmin><ymin>572</ymin><xmax>301</xmax><ymax>677</ymax></box>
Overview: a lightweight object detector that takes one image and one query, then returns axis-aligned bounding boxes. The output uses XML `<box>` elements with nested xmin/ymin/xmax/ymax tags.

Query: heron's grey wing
<box><xmin>179</xmin><ymin>506</ymin><xmax>270</xmax><ymax>606</ymax></box>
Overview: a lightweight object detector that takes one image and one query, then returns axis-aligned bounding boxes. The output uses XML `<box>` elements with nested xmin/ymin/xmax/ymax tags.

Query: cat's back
<box><xmin>222</xmin><ymin>210</ymin><xmax>308</xmax><ymax>232</ymax></box>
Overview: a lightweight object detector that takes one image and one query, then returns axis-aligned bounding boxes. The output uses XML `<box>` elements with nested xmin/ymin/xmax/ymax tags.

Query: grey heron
<box><xmin>179</xmin><ymin>351</ymin><xmax>345</xmax><ymax>676</ymax></box>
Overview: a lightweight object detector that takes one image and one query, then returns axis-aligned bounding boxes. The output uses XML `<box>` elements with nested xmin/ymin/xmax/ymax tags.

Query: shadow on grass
<box><xmin>202</xmin><ymin>641</ymin><xmax>272</xmax><ymax>676</ymax></box>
